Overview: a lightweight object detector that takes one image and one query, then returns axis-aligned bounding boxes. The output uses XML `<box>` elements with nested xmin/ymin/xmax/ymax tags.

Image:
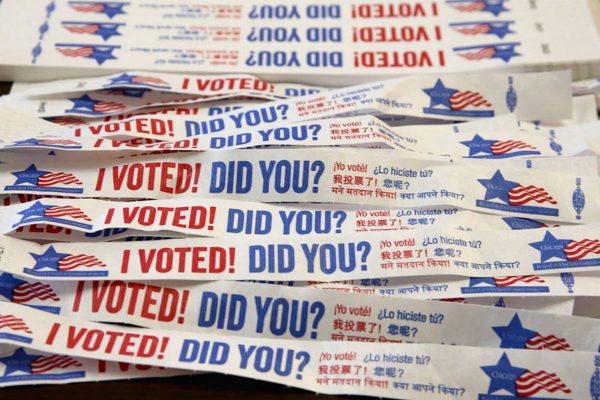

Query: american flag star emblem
<box><xmin>454</xmin><ymin>43</ymin><xmax>521</xmax><ymax>63</ymax></box>
<box><xmin>422</xmin><ymin>79</ymin><xmax>495</xmax><ymax>118</ymax></box>
<box><xmin>478</xmin><ymin>170</ymin><xmax>558</xmax><ymax>207</ymax></box>
<box><xmin>106</xmin><ymin>73</ymin><xmax>171</xmax><ymax>89</ymax></box>
<box><xmin>55</xmin><ymin>44</ymin><xmax>119</xmax><ymax>65</ymax></box>
<box><xmin>7</xmin><ymin>138</ymin><xmax>83</xmax><ymax>150</ymax></box>
<box><xmin>450</xmin><ymin>21</ymin><xmax>514</xmax><ymax>39</ymax></box>
<box><xmin>62</xmin><ymin>22</ymin><xmax>123</xmax><ymax>41</ymax></box>
<box><xmin>0</xmin><ymin>315</ymin><xmax>32</xmax><ymax>334</ymax></box>
<box><xmin>447</xmin><ymin>0</ymin><xmax>509</xmax><ymax>16</ymax></box>
<box><xmin>530</xmin><ymin>231</ymin><xmax>600</xmax><ymax>265</ymax></box>
<box><xmin>0</xmin><ymin>348</ymin><xmax>84</xmax><ymax>378</ymax></box>
<box><xmin>15</xmin><ymin>201</ymin><xmax>92</xmax><ymax>227</ymax></box>
<box><xmin>481</xmin><ymin>353</ymin><xmax>571</xmax><ymax>398</ymax></box>
<box><xmin>29</xmin><ymin>246</ymin><xmax>107</xmax><ymax>272</ymax></box>
<box><xmin>9</xmin><ymin>164</ymin><xmax>82</xmax><ymax>188</ymax></box>
<box><xmin>493</xmin><ymin>314</ymin><xmax>573</xmax><ymax>352</ymax></box>
<box><xmin>68</xmin><ymin>1</ymin><xmax>127</xmax><ymax>18</ymax></box>
<box><xmin>66</xmin><ymin>94</ymin><xmax>127</xmax><ymax>115</ymax></box>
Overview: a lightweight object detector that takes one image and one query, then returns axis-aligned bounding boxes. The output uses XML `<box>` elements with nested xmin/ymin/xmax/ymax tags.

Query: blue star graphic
<box><xmin>529</xmin><ymin>231</ymin><xmax>571</xmax><ymax>263</ymax></box>
<box><xmin>87</xmin><ymin>47</ymin><xmax>117</xmax><ymax>65</ymax></box>
<box><xmin>477</xmin><ymin>170</ymin><xmax>518</xmax><ymax>204</ymax></box>
<box><xmin>94</xmin><ymin>23</ymin><xmax>121</xmax><ymax>40</ymax></box>
<box><xmin>0</xmin><ymin>273</ymin><xmax>26</xmax><ymax>301</ymax></box>
<box><xmin>460</xmin><ymin>134</ymin><xmax>496</xmax><ymax>156</ymax></box>
<box><xmin>108</xmin><ymin>73</ymin><xmax>134</xmax><ymax>85</ymax></box>
<box><xmin>0</xmin><ymin>348</ymin><xmax>39</xmax><ymax>376</ymax></box>
<box><xmin>17</xmin><ymin>201</ymin><xmax>54</xmax><ymax>222</ymax></box>
<box><xmin>99</xmin><ymin>3</ymin><xmax>127</xmax><ymax>18</ymax></box>
<box><xmin>493</xmin><ymin>314</ymin><xmax>537</xmax><ymax>349</ymax></box>
<box><xmin>422</xmin><ymin>79</ymin><xmax>458</xmax><ymax>109</ymax></box>
<box><xmin>29</xmin><ymin>246</ymin><xmax>69</xmax><ymax>271</ymax></box>
<box><xmin>11</xmin><ymin>164</ymin><xmax>48</xmax><ymax>186</ymax></box>
<box><xmin>482</xmin><ymin>0</ymin><xmax>509</xmax><ymax>16</ymax></box>
<box><xmin>494</xmin><ymin>297</ymin><xmax>506</xmax><ymax>308</ymax></box>
<box><xmin>68</xmin><ymin>94</ymin><xmax>99</xmax><ymax>112</ymax></box>
<box><xmin>468</xmin><ymin>277</ymin><xmax>497</xmax><ymax>287</ymax></box>
<box><xmin>492</xmin><ymin>44</ymin><xmax>521</xmax><ymax>63</ymax></box>
<box><xmin>488</xmin><ymin>22</ymin><xmax>513</xmax><ymax>39</ymax></box>
<box><xmin>481</xmin><ymin>353</ymin><xmax>527</xmax><ymax>395</ymax></box>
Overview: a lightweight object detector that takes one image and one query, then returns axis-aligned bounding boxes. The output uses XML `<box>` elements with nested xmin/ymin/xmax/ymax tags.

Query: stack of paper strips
<box><xmin>1</xmin><ymin>1</ymin><xmax>600</xmax><ymax>399</ymax></box>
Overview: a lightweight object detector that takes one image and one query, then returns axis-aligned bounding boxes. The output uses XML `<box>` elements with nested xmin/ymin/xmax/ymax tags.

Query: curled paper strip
<box><xmin>0</xmin><ymin>344</ymin><xmax>189</xmax><ymax>387</ymax></box>
<box><xmin>1</xmin><ymin>225</ymin><xmax>600</xmax><ymax>281</ymax></box>
<box><xmin>4</xmin><ymin>279</ymin><xmax>599</xmax><ymax>352</ymax></box>
<box><xmin>303</xmin><ymin>272</ymin><xmax>596</xmax><ymax>299</ymax></box>
<box><xmin>8</xmin><ymin>77</ymin><xmax>323</xmax><ymax>118</ymax></box>
<box><xmin>0</xmin><ymin>197</ymin><xmax>562</xmax><ymax>243</ymax></box>
<box><xmin>4</xmin><ymin>117</ymin><xmax>600</xmax><ymax>161</ymax></box>
<box><xmin>0</xmin><ymin>0</ymin><xmax>598</xmax><ymax>82</ymax></box>
<box><xmin>1</xmin><ymin>302</ymin><xmax>600</xmax><ymax>399</ymax></box>
<box><xmin>18</xmin><ymin>72</ymin><xmax>324</xmax><ymax>98</ymax></box>
<box><xmin>0</xmin><ymin>149</ymin><xmax>596</xmax><ymax>223</ymax></box>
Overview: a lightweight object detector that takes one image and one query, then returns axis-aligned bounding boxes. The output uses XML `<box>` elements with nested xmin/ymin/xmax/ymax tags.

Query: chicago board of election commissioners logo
<box><xmin>461</xmin><ymin>276</ymin><xmax>549</xmax><ymax>294</ymax></box>
<box><xmin>13</xmin><ymin>200</ymin><xmax>93</xmax><ymax>230</ymax></box>
<box><xmin>476</xmin><ymin>170</ymin><xmax>559</xmax><ymax>217</ymax></box>
<box><xmin>68</xmin><ymin>1</ymin><xmax>128</xmax><ymax>18</ymax></box>
<box><xmin>104</xmin><ymin>73</ymin><xmax>171</xmax><ymax>90</ymax></box>
<box><xmin>450</xmin><ymin>21</ymin><xmax>514</xmax><ymax>39</ymax></box>
<box><xmin>62</xmin><ymin>21</ymin><xmax>124</xmax><ymax>41</ymax></box>
<box><xmin>23</xmin><ymin>246</ymin><xmax>108</xmax><ymax>278</ymax></box>
<box><xmin>529</xmin><ymin>231</ymin><xmax>600</xmax><ymax>271</ymax></box>
<box><xmin>422</xmin><ymin>79</ymin><xmax>494</xmax><ymax>118</ymax></box>
<box><xmin>6</xmin><ymin>138</ymin><xmax>82</xmax><ymax>150</ymax></box>
<box><xmin>0</xmin><ymin>272</ymin><xmax>61</xmax><ymax>315</ymax></box>
<box><xmin>55</xmin><ymin>44</ymin><xmax>120</xmax><ymax>65</ymax></box>
<box><xmin>0</xmin><ymin>348</ymin><xmax>85</xmax><ymax>383</ymax></box>
<box><xmin>447</xmin><ymin>0</ymin><xmax>509</xmax><ymax>16</ymax></box>
<box><xmin>66</xmin><ymin>94</ymin><xmax>127</xmax><ymax>115</ymax></box>
<box><xmin>493</xmin><ymin>314</ymin><xmax>573</xmax><ymax>351</ymax></box>
<box><xmin>461</xmin><ymin>134</ymin><xmax>540</xmax><ymax>158</ymax></box>
<box><xmin>5</xmin><ymin>165</ymin><xmax>84</xmax><ymax>194</ymax></box>
<box><xmin>454</xmin><ymin>43</ymin><xmax>521</xmax><ymax>63</ymax></box>
<box><xmin>479</xmin><ymin>353</ymin><xmax>572</xmax><ymax>399</ymax></box>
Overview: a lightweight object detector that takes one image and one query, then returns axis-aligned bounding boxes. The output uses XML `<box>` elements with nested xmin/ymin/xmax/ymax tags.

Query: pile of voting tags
<box><xmin>2</xmin><ymin>1</ymin><xmax>600</xmax><ymax>399</ymax></box>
